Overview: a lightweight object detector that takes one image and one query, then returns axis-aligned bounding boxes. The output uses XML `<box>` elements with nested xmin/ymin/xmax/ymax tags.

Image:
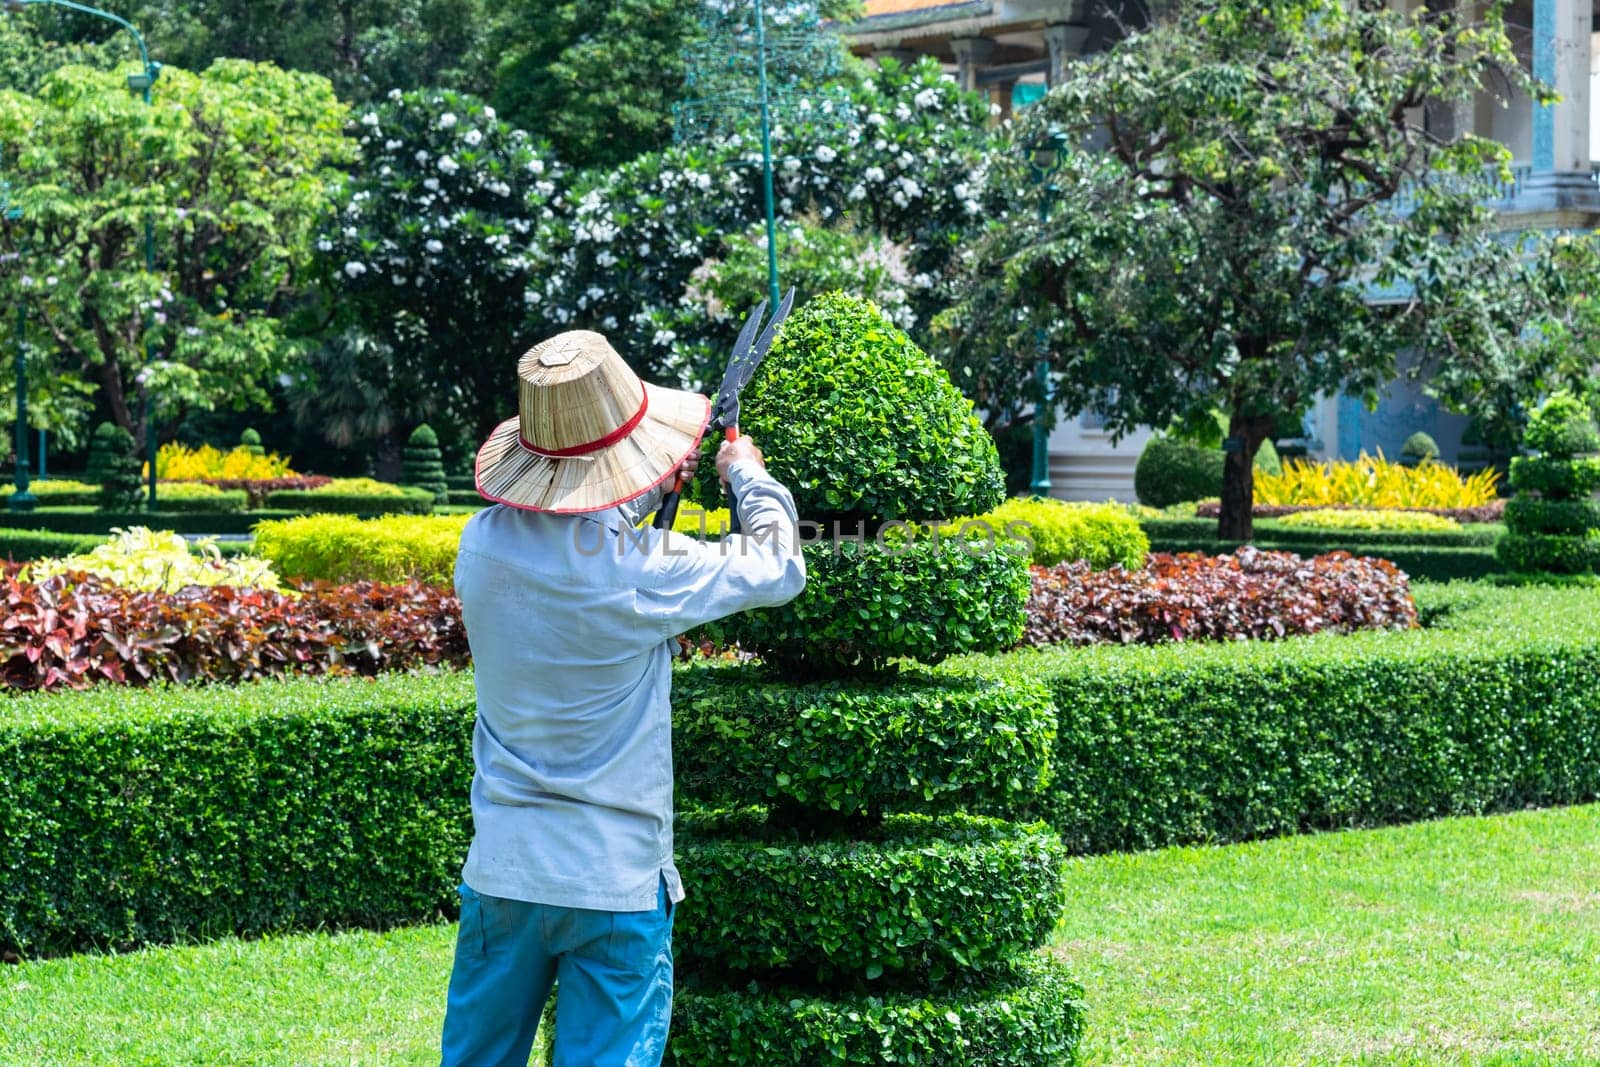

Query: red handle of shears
<box><xmin>652</xmin><ymin>427</ymin><xmax>742</xmax><ymax>531</ymax></box>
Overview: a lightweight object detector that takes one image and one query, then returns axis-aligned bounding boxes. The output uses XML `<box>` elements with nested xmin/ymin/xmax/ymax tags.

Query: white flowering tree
<box><xmin>530</xmin><ymin>56</ymin><xmax>997</xmax><ymax>390</ymax></box>
<box><xmin>308</xmin><ymin>87</ymin><xmax>565</xmax><ymax>459</ymax></box>
<box><xmin>0</xmin><ymin>61</ymin><xmax>351</xmax><ymax>451</ymax></box>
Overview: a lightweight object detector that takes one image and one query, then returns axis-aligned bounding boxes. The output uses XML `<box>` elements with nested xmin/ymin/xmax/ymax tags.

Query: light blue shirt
<box><xmin>453</xmin><ymin>460</ymin><xmax>806</xmax><ymax>911</ymax></box>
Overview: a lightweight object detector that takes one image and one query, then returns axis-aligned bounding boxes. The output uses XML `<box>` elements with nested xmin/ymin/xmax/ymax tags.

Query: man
<box><xmin>441</xmin><ymin>330</ymin><xmax>806</xmax><ymax>1066</ymax></box>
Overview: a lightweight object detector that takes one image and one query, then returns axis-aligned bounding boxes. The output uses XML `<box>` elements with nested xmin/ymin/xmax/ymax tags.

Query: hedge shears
<box><xmin>654</xmin><ymin>288</ymin><xmax>794</xmax><ymax>533</ymax></box>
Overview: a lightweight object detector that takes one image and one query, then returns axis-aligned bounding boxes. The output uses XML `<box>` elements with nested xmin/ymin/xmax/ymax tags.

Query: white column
<box><xmin>950</xmin><ymin>36</ymin><xmax>994</xmax><ymax>94</ymax></box>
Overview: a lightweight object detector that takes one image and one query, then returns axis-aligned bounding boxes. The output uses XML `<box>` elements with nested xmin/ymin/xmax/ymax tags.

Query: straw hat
<box><xmin>475</xmin><ymin>331</ymin><xmax>710</xmax><ymax>513</ymax></box>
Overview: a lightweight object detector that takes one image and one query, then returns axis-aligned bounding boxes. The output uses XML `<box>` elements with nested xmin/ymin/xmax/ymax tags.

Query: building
<box><xmin>842</xmin><ymin>0</ymin><xmax>1600</xmax><ymax>500</ymax></box>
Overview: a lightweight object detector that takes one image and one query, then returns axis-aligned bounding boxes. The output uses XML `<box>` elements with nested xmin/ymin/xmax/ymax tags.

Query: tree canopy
<box><xmin>947</xmin><ymin>0</ymin><xmax>1547</xmax><ymax>538</ymax></box>
<box><xmin>0</xmin><ymin>60</ymin><xmax>352</xmax><ymax>450</ymax></box>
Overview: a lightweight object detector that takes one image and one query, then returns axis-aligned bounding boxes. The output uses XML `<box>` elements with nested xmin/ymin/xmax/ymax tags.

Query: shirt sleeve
<box><xmin>635</xmin><ymin>459</ymin><xmax>807</xmax><ymax>637</ymax></box>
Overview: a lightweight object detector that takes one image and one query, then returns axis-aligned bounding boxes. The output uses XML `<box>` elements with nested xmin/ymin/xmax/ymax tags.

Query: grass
<box><xmin>2</xmin><ymin>805</ymin><xmax>1596</xmax><ymax>1065</ymax></box>
<box><xmin>1057</xmin><ymin>804</ymin><xmax>1600</xmax><ymax>1066</ymax></box>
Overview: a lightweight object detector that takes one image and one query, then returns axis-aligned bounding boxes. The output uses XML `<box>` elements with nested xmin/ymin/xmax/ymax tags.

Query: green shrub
<box><xmin>672</xmin><ymin>669</ymin><xmax>1054</xmax><ymax>817</ymax></box>
<box><xmin>1401</xmin><ymin>431</ymin><xmax>1441</xmax><ymax>464</ymax></box>
<box><xmin>1524</xmin><ymin>392</ymin><xmax>1600</xmax><ymax>459</ymax></box>
<box><xmin>151</xmin><ymin>482</ymin><xmax>249</xmax><ymax>514</ymax></box>
<box><xmin>0</xmin><ymin>672</ymin><xmax>477</xmax><ymax>955</ymax></box>
<box><xmin>0</xmin><ymin>479</ymin><xmax>99</xmax><ymax>506</ymax></box>
<box><xmin>718</xmin><ymin>292</ymin><xmax>1004</xmax><ymax>522</ymax></box>
<box><xmin>253</xmin><ymin>513</ymin><xmax>472</xmax><ymax>585</ymax></box>
<box><xmin>953</xmin><ymin>585</ymin><xmax>1600</xmax><ymax>854</ymax></box>
<box><xmin>676</xmin><ymin>812</ymin><xmax>1067</xmax><ymax>983</ymax></box>
<box><xmin>1496</xmin><ymin>532</ymin><xmax>1600</xmax><ymax>574</ymax></box>
<box><xmin>1140</xmin><ymin>516</ymin><xmax>1500</xmax><ymax>548</ymax></box>
<box><xmin>0</xmin><ymin>509</ymin><xmax>298</xmax><ymax>537</ymax></box>
<box><xmin>238</xmin><ymin>428</ymin><xmax>265</xmax><ymax>457</ymax></box>
<box><xmin>86</xmin><ymin>422</ymin><xmax>143</xmax><ymax>512</ymax></box>
<box><xmin>952</xmin><ymin>497</ymin><xmax>1148</xmax><ymax>569</ymax></box>
<box><xmin>1507</xmin><ymin>456</ymin><xmax>1600</xmax><ymax>497</ymax></box>
<box><xmin>1134</xmin><ymin>434</ymin><xmax>1280</xmax><ymax>508</ymax></box>
<box><xmin>263</xmin><ymin>484</ymin><xmax>435</xmax><ymax>516</ymax></box>
<box><xmin>1275</xmin><ymin>508</ymin><xmax>1461</xmax><ymax>533</ymax></box>
<box><xmin>0</xmin><ymin>528</ymin><xmax>108</xmax><ymax>561</ymax></box>
<box><xmin>669</xmin><ymin>955</ymin><xmax>1085</xmax><ymax>1067</ymax></box>
<box><xmin>1134</xmin><ymin>435</ymin><xmax>1222</xmax><ymax>508</ymax></box>
<box><xmin>699</xmin><ymin>538</ymin><xmax>1030</xmax><ymax>673</ymax></box>
<box><xmin>400</xmin><ymin>425</ymin><xmax>449</xmax><ymax>505</ymax></box>
<box><xmin>1503</xmin><ymin>497</ymin><xmax>1600</xmax><ymax>536</ymax></box>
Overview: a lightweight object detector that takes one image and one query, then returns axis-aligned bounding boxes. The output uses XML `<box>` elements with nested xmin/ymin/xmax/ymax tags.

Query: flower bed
<box><xmin>1022</xmin><ymin>549</ymin><xmax>1417</xmax><ymax>647</ymax></box>
<box><xmin>0</xmin><ymin>569</ymin><xmax>466</xmax><ymax>690</ymax></box>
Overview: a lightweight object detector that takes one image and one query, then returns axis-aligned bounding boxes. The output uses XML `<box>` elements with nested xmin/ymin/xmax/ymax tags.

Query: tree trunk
<box><xmin>1217</xmin><ymin>412</ymin><xmax>1276</xmax><ymax>542</ymax></box>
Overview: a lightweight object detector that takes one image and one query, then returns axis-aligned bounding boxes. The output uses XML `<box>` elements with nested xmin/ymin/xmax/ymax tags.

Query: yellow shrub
<box><xmin>1276</xmin><ymin>508</ymin><xmax>1462</xmax><ymax>532</ymax></box>
<box><xmin>26</xmin><ymin>527</ymin><xmax>280</xmax><ymax>592</ymax></box>
<box><xmin>151</xmin><ymin>442</ymin><xmax>296</xmax><ymax>480</ymax></box>
<box><xmin>310</xmin><ymin>477</ymin><xmax>408</xmax><ymax>497</ymax></box>
<box><xmin>253</xmin><ymin>513</ymin><xmax>473</xmax><ymax>586</ymax></box>
<box><xmin>1254</xmin><ymin>452</ymin><xmax>1498</xmax><ymax>509</ymax></box>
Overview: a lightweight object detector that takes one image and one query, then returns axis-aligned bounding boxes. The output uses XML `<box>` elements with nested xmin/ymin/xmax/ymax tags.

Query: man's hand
<box><xmin>675</xmin><ymin>447</ymin><xmax>701</xmax><ymax>484</ymax></box>
<box><xmin>716</xmin><ymin>435</ymin><xmax>764</xmax><ymax>485</ymax></box>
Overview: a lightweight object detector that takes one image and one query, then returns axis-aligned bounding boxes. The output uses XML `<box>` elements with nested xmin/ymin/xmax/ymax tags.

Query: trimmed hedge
<box><xmin>0</xmin><ymin>508</ymin><xmax>302</xmax><ymax>536</ymax></box>
<box><xmin>1138</xmin><ymin>529</ymin><xmax>1502</xmax><ymax>582</ymax></box>
<box><xmin>0</xmin><ymin>528</ymin><xmax>109</xmax><ymax>561</ymax></box>
<box><xmin>956</xmin><ymin>585</ymin><xmax>1600</xmax><ymax>854</ymax></box>
<box><xmin>147</xmin><ymin>487</ymin><xmax>250</xmax><ymax>514</ymax></box>
<box><xmin>669</xmin><ymin>955</ymin><xmax>1085</xmax><ymax>1067</ymax></box>
<box><xmin>700</xmin><ymin>538</ymin><xmax>1030</xmax><ymax>673</ymax></box>
<box><xmin>1140</xmin><ymin>516</ymin><xmax>1501</xmax><ymax>548</ymax></box>
<box><xmin>672</xmin><ymin>669</ymin><xmax>1054</xmax><ymax>817</ymax></box>
<box><xmin>675</xmin><ymin>812</ymin><xmax>1067</xmax><ymax>983</ymax></box>
<box><xmin>1497</xmin><ymin>531</ymin><xmax>1600</xmax><ymax>574</ymax></box>
<box><xmin>262</xmin><ymin>487</ymin><xmax>435</xmax><ymax>515</ymax></box>
<box><xmin>0</xmin><ymin>672</ymin><xmax>476</xmax><ymax>955</ymax></box>
<box><xmin>0</xmin><ymin>479</ymin><xmax>100</xmax><ymax>507</ymax></box>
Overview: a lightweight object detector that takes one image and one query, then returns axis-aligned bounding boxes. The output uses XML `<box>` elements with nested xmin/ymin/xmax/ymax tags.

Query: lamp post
<box><xmin>3</xmin><ymin>180</ymin><xmax>34</xmax><ymax>511</ymax></box>
<box><xmin>4</xmin><ymin>0</ymin><xmax>160</xmax><ymax>507</ymax></box>
<box><xmin>1026</xmin><ymin>129</ymin><xmax>1069</xmax><ymax>497</ymax></box>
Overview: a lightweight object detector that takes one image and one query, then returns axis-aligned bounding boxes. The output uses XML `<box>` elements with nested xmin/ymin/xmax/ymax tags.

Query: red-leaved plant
<box><xmin>0</xmin><ymin>566</ymin><xmax>466</xmax><ymax>691</ymax></box>
<box><xmin>1022</xmin><ymin>548</ymin><xmax>1417</xmax><ymax>647</ymax></box>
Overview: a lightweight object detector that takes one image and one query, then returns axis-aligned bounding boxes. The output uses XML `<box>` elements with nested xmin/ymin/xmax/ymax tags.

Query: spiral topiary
<box><xmin>669</xmin><ymin>291</ymin><xmax>1081</xmax><ymax>1063</ymax></box>
<box><xmin>86</xmin><ymin>422</ymin><xmax>144</xmax><ymax>512</ymax></box>
<box><xmin>400</xmin><ymin>424</ymin><xmax>449</xmax><ymax>505</ymax></box>
<box><xmin>1499</xmin><ymin>393</ymin><xmax>1600</xmax><ymax>575</ymax></box>
<box><xmin>238</xmin><ymin>428</ymin><xmax>266</xmax><ymax>457</ymax></box>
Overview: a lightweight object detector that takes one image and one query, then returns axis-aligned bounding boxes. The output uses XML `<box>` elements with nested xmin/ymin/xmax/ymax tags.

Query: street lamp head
<box><xmin>1029</xmin><ymin>128</ymin><xmax>1071</xmax><ymax>170</ymax></box>
<box><xmin>126</xmin><ymin>62</ymin><xmax>160</xmax><ymax>94</ymax></box>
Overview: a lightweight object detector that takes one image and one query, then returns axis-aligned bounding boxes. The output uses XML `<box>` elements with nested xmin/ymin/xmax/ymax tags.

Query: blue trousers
<box><xmin>440</xmin><ymin>878</ymin><xmax>675</xmax><ymax>1067</ymax></box>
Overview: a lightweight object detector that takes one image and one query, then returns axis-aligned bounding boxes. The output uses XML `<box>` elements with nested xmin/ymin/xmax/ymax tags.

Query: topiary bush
<box><xmin>670</xmin><ymin>294</ymin><xmax>1079</xmax><ymax>1061</ymax></box>
<box><xmin>672</xmin><ymin>669</ymin><xmax>1055</xmax><ymax>818</ymax></box>
<box><xmin>238</xmin><ymin>428</ymin><xmax>265</xmax><ymax>457</ymax></box>
<box><xmin>701</xmin><ymin>537</ymin><xmax>1030</xmax><ymax>674</ymax></box>
<box><xmin>675</xmin><ymin>812</ymin><xmax>1067</xmax><ymax>983</ymax></box>
<box><xmin>86</xmin><ymin>422</ymin><xmax>144</xmax><ymax>512</ymax></box>
<box><xmin>1499</xmin><ymin>393</ymin><xmax>1600</xmax><ymax>575</ymax></box>
<box><xmin>711</xmin><ymin>291</ymin><xmax>1004</xmax><ymax>523</ymax></box>
<box><xmin>1135</xmin><ymin>433</ymin><xmax>1280</xmax><ymax>508</ymax></box>
<box><xmin>400</xmin><ymin>424</ymin><xmax>449</xmax><ymax>505</ymax></box>
<box><xmin>1401</xmin><ymin>431</ymin><xmax>1441</xmax><ymax>465</ymax></box>
<box><xmin>1134</xmin><ymin>434</ymin><xmax>1222</xmax><ymax>509</ymax></box>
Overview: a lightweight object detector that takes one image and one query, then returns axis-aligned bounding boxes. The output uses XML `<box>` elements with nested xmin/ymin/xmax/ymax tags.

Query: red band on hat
<box><xmin>520</xmin><ymin>384</ymin><xmax>649</xmax><ymax>458</ymax></box>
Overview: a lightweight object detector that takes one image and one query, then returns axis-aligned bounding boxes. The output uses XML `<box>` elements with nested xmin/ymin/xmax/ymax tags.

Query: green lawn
<box><xmin>3</xmin><ymin>805</ymin><xmax>1597</xmax><ymax>1065</ymax></box>
<box><xmin>1058</xmin><ymin>804</ymin><xmax>1600</xmax><ymax>1066</ymax></box>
